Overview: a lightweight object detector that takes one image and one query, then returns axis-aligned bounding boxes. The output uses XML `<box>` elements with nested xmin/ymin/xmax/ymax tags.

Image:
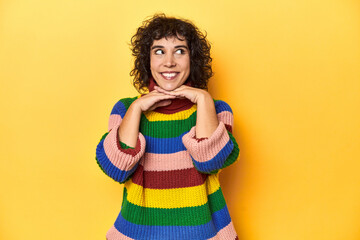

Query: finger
<box><xmin>148</xmin><ymin>91</ymin><xmax>175</xmax><ymax>98</ymax></box>
<box><xmin>152</xmin><ymin>94</ymin><xmax>177</xmax><ymax>103</ymax></box>
<box><xmin>151</xmin><ymin>86</ymin><xmax>184</xmax><ymax>97</ymax></box>
<box><xmin>156</xmin><ymin>92</ymin><xmax>177</xmax><ymax>98</ymax></box>
<box><xmin>155</xmin><ymin>100</ymin><xmax>172</xmax><ymax>107</ymax></box>
<box><xmin>148</xmin><ymin>99</ymin><xmax>172</xmax><ymax>111</ymax></box>
<box><xmin>172</xmin><ymin>85</ymin><xmax>188</xmax><ymax>91</ymax></box>
<box><xmin>157</xmin><ymin>89</ymin><xmax>179</xmax><ymax>96</ymax></box>
<box><xmin>164</xmin><ymin>89</ymin><xmax>185</xmax><ymax>96</ymax></box>
<box><xmin>149</xmin><ymin>89</ymin><xmax>173</xmax><ymax>95</ymax></box>
<box><xmin>154</xmin><ymin>86</ymin><xmax>181</xmax><ymax>95</ymax></box>
<box><xmin>156</xmin><ymin>93</ymin><xmax>178</xmax><ymax>99</ymax></box>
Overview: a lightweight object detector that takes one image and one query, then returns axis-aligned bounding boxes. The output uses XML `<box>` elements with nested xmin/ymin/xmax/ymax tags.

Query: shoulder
<box><xmin>110</xmin><ymin>95</ymin><xmax>140</xmax><ymax>117</ymax></box>
<box><xmin>213</xmin><ymin>99</ymin><xmax>233</xmax><ymax>114</ymax></box>
<box><xmin>213</xmin><ymin>99</ymin><xmax>235</xmax><ymax>131</ymax></box>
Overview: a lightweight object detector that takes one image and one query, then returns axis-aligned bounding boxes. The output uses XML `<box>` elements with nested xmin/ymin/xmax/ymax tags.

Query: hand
<box><xmin>154</xmin><ymin>85</ymin><xmax>211</xmax><ymax>104</ymax></box>
<box><xmin>155</xmin><ymin>85</ymin><xmax>218</xmax><ymax>138</ymax></box>
<box><xmin>133</xmin><ymin>89</ymin><xmax>177</xmax><ymax>112</ymax></box>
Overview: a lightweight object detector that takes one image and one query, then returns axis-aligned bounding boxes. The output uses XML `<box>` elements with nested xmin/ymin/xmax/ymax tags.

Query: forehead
<box><xmin>151</xmin><ymin>36</ymin><xmax>188</xmax><ymax>47</ymax></box>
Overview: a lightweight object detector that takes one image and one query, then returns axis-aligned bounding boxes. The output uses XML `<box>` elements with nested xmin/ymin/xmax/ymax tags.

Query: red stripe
<box><xmin>115</xmin><ymin>129</ymin><xmax>141</xmax><ymax>157</ymax></box>
<box><xmin>195</xmin><ymin>137</ymin><xmax>208</xmax><ymax>142</ymax></box>
<box><xmin>131</xmin><ymin>164</ymin><xmax>208</xmax><ymax>189</ymax></box>
<box><xmin>225</xmin><ymin>123</ymin><xmax>232</xmax><ymax>133</ymax></box>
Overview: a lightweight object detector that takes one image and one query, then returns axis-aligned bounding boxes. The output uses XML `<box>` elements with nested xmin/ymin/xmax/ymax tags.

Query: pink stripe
<box><xmin>103</xmin><ymin>125</ymin><xmax>146</xmax><ymax>171</ymax></box>
<box><xmin>209</xmin><ymin>221</ymin><xmax>238</xmax><ymax>240</ymax></box>
<box><xmin>106</xmin><ymin>225</ymin><xmax>134</xmax><ymax>240</ymax></box>
<box><xmin>108</xmin><ymin>114</ymin><xmax>122</xmax><ymax>132</ymax></box>
<box><xmin>217</xmin><ymin>111</ymin><xmax>233</xmax><ymax>131</ymax></box>
<box><xmin>182</xmin><ymin>121</ymin><xmax>230</xmax><ymax>163</ymax></box>
<box><xmin>139</xmin><ymin>151</ymin><xmax>194</xmax><ymax>171</ymax></box>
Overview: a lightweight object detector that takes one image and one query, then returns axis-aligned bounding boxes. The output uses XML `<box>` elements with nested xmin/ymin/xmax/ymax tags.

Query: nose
<box><xmin>163</xmin><ymin>53</ymin><xmax>176</xmax><ymax>68</ymax></box>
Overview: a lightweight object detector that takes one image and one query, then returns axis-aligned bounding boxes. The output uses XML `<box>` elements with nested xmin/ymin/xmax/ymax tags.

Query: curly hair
<box><xmin>130</xmin><ymin>13</ymin><xmax>213</xmax><ymax>93</ymax></box>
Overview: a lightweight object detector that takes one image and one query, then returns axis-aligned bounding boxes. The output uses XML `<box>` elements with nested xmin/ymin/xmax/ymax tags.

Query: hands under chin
<box><xmin>154</xmin><ymin>85</ymin><xmax>211</xmax><ymax>104</ymax></box>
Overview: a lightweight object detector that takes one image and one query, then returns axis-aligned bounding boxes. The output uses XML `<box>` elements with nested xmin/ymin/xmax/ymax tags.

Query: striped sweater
<box><xmin>96</xmin><ymin>95</ymin><xmax>240</xmax><ymax>240</ymax></box>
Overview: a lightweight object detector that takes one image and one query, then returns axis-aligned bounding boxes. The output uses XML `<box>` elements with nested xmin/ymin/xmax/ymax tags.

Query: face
<box><xmin>150</xmin><ymin>36</ymin><xmax>190</xmax><ymax>91</ymax></box>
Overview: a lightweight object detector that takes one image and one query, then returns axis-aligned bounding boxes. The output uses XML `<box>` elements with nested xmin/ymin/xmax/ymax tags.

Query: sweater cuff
<box><xmin>195</xmin><ymin>137</ymin><xmax>208</xmax><ymax>142</ymax></box>
<box><xmin>103</xmin><ymin>125</ymin><xmax>146</xmax><ymax>171</ymax></box>
<box><xmin>182</xmin><ymin>121</ymin><xmax>230</xmax><ymax>163</ymax></box>
<box><xmin>114</xmin><ymin>127</ymin><xmax>141</xmax><ymax>156</ymax></box>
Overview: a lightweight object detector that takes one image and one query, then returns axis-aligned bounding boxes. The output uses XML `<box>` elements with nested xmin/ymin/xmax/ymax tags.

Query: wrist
<box><xmin>197</xmin><ymin>91</ymin><xmax>212</xmax><ymax>104</ymax></box>
<box><xmin>130</xmin><ymin>100</ymin><xmax>143</xmax><ymax>114</ymax></box>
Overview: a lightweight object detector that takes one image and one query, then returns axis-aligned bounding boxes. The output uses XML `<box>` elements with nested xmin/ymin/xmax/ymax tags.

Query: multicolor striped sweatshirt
<box><xmin>96</xmin><ymin>95</ymin><xmax>240</xmax><ymax>240</ymax></box>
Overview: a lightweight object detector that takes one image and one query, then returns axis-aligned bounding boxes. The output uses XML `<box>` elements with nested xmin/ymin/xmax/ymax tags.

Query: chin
<box><xmin>157</xmin><ymin>81</ymin><xmax>180</xmax><ymax>91</ymax></box>
<box><xmin>162</xmin><ymin>85</ymin><xmax>177</xmax><ymax>91</ymax></box>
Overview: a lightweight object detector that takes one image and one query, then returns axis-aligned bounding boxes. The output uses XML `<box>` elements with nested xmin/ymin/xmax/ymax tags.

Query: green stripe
<box><xmin>99</xmin><ymin>132</ymin><xmax>109</xmax><ymax>142</ymax></box>
<box><xmin>139</xmin><ymin>112</ymin><xmax>196</xmax><ymax>138</ymax></box>
<box><xmin>120</xmin><ymin>141</ymin><xmax>135</xmax><ymax>149</ymax></box>
<box><xmin>134</xmin><ymin>98</ymin><xmax>221</xmax><ymax>138</ymax></box>
<box><xmin>208</xmin><ymin>187</ymin><xmax>226</xmax><ymax>213</ymax></box>
<box><xmin>221</xmin><ymin>131</ymin><xmax>240</xmax><ymax>169</ymax></box>
<box><xmin>120</xmin><ymin>187</ymin><xmax>226</xmax><ymax>226</ymax></box>
<box><xmin>137</xmin><ymin>99</ymin><xmax>230</xmax><ymax>139</ymax></box>
<box><xmin>120</xmin><ymin>96</ymin><xmax>138</xmax><ymax>110</ymax></box>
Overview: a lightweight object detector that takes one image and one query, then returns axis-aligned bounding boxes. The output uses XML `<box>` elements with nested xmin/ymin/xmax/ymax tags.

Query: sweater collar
<box><xmin>145</xmin><ymin>77</ymin><xmax>194</xmax><ymax>114</ymax></box>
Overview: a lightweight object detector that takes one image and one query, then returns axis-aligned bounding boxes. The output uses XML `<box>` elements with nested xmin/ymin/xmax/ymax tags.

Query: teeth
<box><xmin>162</xmin><ymin>73</ymin><xmax>177</xmax><ymax>78</ymax></box>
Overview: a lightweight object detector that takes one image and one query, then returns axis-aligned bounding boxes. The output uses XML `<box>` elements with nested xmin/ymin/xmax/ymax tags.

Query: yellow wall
<box><xmin>1</xmin><ymin>0</ymin><xmax>359</xmax><ymax>239</ymax></box>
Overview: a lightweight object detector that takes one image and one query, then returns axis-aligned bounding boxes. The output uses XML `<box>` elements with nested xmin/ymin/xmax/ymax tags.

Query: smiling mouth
<box><xmin>161</xmin><ymin>72</ymin><xmax>179</xmax><ymax>80</ymax></box>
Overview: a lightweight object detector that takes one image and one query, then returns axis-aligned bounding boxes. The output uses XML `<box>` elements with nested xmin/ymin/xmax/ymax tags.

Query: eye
<box><xmin>175</xmin><ymin>49</ymin><xmax>185</xmax><ymax>54</ymax></box>
<box><xmin>154</xmin><ymin>49</ymin><xmax>163</xmax><ymax>55</ymax></box>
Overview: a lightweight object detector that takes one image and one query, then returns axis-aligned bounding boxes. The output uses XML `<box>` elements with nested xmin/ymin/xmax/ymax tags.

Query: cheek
<box><xmin>150</xmin><ymin>57</ymin><xmax>154</xmax><ymax>68</ymax></box>
<box><xmin>185</xmin><ymin>59</ymin><xmax>191</xmax><ymax>73</ymax></box>
<box><xmin>150</xmin><ymin>55</ymin><xmax>159</xmax><ymax>70</ymax></box>
<box><xmin>180</xmin><ymin>57</ymin><xmax>190</xmax><ymax>71</ymax></box>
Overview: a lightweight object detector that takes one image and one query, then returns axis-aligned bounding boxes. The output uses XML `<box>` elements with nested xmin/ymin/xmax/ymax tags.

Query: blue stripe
<box><xmin>96</xmin><ymin>138</ymin><xmax>138</xmax><ymax>183</ymax></box>
<box><xmin>114</xmin><ymin>205</ymin><xmax>231</xmax><ymax>240</ymax></box>
<box><xmin>192</xmin><ymin>139</ymin><xmax>234</xmax><ymax>173</ymax></box>
<box><xmin>144</xmin><ymin>133</ymin><xmax>187</xmax><ymax>154</ymax></box>
<box><xmin>215</xmin><ymin>100</ymin><xmax>233</xmax><ymax>114</ymax></box>
<box><xmin>212</xmin><ymin>205</ymin><xmax>232</xmax><ymax>232</ymax></box>
<box><xmin>110</xmin><ymin>100</ymin><xmax>127</xmax><ymax>118</ymax></box>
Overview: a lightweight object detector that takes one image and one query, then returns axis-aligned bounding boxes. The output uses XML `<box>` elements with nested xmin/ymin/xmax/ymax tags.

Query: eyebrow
<box><xmin>151</xmin><ymin>45</ymin><xmax>189</xmax><ymax>50</ymax></box>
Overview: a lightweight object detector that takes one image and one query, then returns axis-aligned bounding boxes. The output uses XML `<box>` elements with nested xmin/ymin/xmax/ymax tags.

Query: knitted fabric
<box><xmin>96</xmin><ymin>95</ymin><xmax>240</xmax><ymax>240</ymax></box>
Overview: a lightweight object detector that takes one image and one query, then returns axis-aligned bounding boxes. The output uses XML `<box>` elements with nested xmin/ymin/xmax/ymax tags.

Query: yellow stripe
<box><xmin>124</xmin><ymin>174</ymin><xmax>220</xmax><ymax>208</ymax></box>
<box><xmin>143</xmin><ymin>104</ymin><xmax>197</xmax><ymax>122</ymax></box>
<box><xmin>206</xmin><ymin>172</ymin><xmax>221</xmax><ymax>194</ymax></box>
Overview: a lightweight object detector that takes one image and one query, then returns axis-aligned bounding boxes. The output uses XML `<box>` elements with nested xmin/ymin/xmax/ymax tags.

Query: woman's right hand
<box><xmin>133</xmin><ymin>89</ymin><xmax>177</xmax><ymax>112</ymax></box>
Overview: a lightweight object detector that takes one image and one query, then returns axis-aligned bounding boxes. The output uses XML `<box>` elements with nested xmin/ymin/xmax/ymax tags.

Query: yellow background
<box><xmin>1</xmin><ymin>0</ymin><xmax>360</xmax><ymax>239</ymax></box>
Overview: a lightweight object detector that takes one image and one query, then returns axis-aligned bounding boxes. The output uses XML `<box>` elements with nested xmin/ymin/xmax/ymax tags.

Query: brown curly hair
<box><xmin>130</xmin><ymin>13</ymin><xmax>213</xmax><ymax>93</ymax></box>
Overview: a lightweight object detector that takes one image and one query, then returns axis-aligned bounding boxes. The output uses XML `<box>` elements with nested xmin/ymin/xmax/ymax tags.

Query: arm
<box><xmin>95</xmin><ymin>96</ymin><xmax>146</xmax><ymax>184</ymax></box>
<box><xmin>193</xmin><ymin>91</ymin><xmax>219</xmax><ymax>138</ymax></box>
<box><xmin>95</xmin><ymin>91</ymin><xmax>177</xmax><ymax>183</ymax></box>
<box><xmin>182</xmin><ymin>99</ymin><xmax>240</xmax><ymax>174</ymax></box>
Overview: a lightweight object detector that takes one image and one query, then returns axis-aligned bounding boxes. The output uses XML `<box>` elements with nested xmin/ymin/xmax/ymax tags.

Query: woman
<box><xmin>96</xmin><ymin>13</ymin><xmax>240</xmax><ymax>240</ymax></box>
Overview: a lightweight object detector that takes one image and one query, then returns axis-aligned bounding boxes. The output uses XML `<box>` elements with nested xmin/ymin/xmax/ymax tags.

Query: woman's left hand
<box><xmin>155</xmin><ymin>84</ymin><xmax>219</xmax><ymax>138</ymax></box>
<box><xmin>154</xmin><ymin>85</ymin><xmax>211</xmax><ymax>103</ymax></box>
